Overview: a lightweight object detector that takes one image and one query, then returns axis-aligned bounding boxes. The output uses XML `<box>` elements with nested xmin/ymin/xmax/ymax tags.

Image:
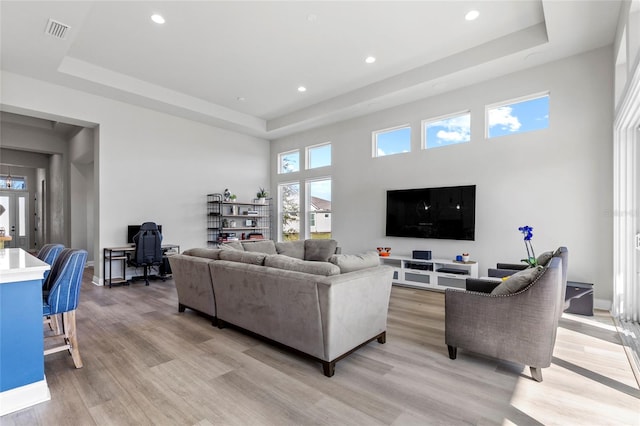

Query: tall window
<box><xmin>279</xmin><ymin>182</ymin><xmax>300</xmax><ymax>241</ymax></box>
<box><xmin>307</xmin><ymin>142</ymin><xmax>331</xmax><ymax>169</ymax></box>
<box><xmin>373</xmin><ymin>125</ymin><xmax>411</xmax><ymax>157</ymax></box>
<box><xmin>307</xmin><ymin>178</ymin><xmax>331</xmax><ymax>239</ymax></box>
<box><xmin>278</xmin><ymin>150</ymin><xmax>300</xmax><ymax>173</ymax></box>
<box><xmin>423</xmin><ymin>112</ymin><xmax>471</xmax><ymax>149</ymax></box>
<box><xmin>487</xmin><ymin>93</ymin><xmax>550</xmax><ymax>138</ymax></box>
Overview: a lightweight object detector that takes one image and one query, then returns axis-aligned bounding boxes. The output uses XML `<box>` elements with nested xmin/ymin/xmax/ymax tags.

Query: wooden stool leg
<box><xmin>51</xmin><ymin>314</ymin><xmax>62</xmax><ymax>335</ymax></box>
<box><xmin>64</xmin><ymin>311</ymin><xmax>83</xmax><ymax>368</ymax></box>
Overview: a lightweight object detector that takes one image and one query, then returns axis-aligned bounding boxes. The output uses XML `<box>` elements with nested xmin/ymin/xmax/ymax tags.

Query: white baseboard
<box><xmin>0</xmin><ymin>378</ymin><xmax>50</xmax><ymax>416</ymax></box>
<box><xmin>92</xmin><ymin>275</ymin><xmax>103</xmax><ymax>286</ymax></box>
<box><xmin>595</xmin><ymin>298</ymin><xmax>612</xmax><ymax>311</ymax></box>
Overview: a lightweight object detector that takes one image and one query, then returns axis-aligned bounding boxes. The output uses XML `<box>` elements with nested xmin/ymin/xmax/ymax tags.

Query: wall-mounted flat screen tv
<box><xmin>386</xmin><ymin>185</ymin><xmax>476</xmax><ymax>240</ymax></box>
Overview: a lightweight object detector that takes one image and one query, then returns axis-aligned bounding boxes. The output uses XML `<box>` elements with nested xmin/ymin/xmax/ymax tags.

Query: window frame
<box><xmin>421</xmin><ymin>110</ymin><xmax>471</xmax><ymax>150</ymax></box>
<box><xmin>278</xmin><ymin>181</ymin><xmax>301</xmax><ymax>241</ymax></box>
<box><xmin>305</xmin><ymin>176</ymin><xmax>332</xmax><ymax>240</ymax></box>
<box><xmin>306</xmin><ymin>142</ymin><xmax>332</xmax><ymax>170</ymax></box>
<box><xmin>485</xmin><ymin>91</ymin><xmax>550</xmax><ymax>139</ymax></box>
<box><xmin>372</xmin><ymin>124</ymin><xmax>412</xmax><ymax>158</ymax></box>
<box><xmin>277</xmin><ymin>149</ymin><xmax>300</xmax><ymax>174</ymax></box>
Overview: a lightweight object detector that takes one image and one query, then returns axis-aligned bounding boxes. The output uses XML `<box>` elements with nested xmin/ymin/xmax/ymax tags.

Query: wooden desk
<box><xmin>103</xmin><ymin>244</ymin><xmax>180</xmax><ymax>288</ymax></box>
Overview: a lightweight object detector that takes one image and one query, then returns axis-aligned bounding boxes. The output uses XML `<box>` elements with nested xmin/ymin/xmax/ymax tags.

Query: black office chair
<box><xmin>128</xmin><ymin>222</ymin><xmax>163</xmax><ymax>285</ymax></box>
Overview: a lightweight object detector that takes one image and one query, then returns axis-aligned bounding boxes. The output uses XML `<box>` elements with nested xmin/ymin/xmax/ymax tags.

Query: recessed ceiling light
<box><xmin>237</xmin><ymin>97</ymin><xmax>246</xmax><ymax>102</ymax></box>
<box><xmin>365</xmin><ymin>56</ymin><xmax>376</xmax><ymax>64</ymax></box>
<box><xmin>151</xmin><ymin>14</ymin><xmax>165</xmax><ymax>24</ymax></box>
<box><xmin>307</xmin><ymin>14</ymin><xmax>318</xmax><ymax>22</ymax></box>
<box><xmin>298</xmin><ymin>86</ymin><xmax>307</xmax><ymax>93</ymax></box>
<box><xmin>465</xmin><ymin>10</ymin><xmax>479</xmax><ymax>21</ymax></box>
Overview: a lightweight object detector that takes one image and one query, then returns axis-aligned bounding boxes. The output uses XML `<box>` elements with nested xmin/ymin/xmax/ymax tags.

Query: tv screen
<box><xmin>386</xmin><ymin>185</ymin><xmax>476</xmax><ymax>240</ymax></box>
<box><xmin>127</xmin><ymin>224</ymin><xmax>162</xmax><ymax>243</ymax></box>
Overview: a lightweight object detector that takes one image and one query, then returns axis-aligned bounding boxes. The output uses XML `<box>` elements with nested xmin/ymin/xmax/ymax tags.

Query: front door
<box><xmin>0</xmin><ymin>191</ymin><xmax>30</xmax><ymax>250</ymax></box>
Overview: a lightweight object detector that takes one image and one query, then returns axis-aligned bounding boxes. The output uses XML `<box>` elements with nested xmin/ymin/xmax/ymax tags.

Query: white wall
<box><xmin>271</xmin><ymin>47</ymin><xmax>614</xmax><ymax>305</ymax></box>
<box><xmin>1</xmin><ymin>70</ymin><xmax>270</xmax><ymax>283</ymax></box>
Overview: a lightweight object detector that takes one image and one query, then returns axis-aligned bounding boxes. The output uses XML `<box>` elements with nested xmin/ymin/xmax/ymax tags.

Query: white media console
<box><xmin>379</xmin><ymin>255</ymin><xmax>478</xmax><ymax>291</ymax></box>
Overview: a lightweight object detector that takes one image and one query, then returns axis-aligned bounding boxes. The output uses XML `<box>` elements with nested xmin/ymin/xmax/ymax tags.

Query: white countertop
<box><xmin>0</xmin><ymin>248</ymin><xmax>50</xmax><ymax>284</ymax></box>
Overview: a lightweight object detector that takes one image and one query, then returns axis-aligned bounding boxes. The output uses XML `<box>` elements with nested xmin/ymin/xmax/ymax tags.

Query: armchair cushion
<box><xmin>536</xmin><ymin>251</ymin><xmax>554</xmax><ymax>267</ymax></box>
<box><xmin>491</xmin><ymin>265</ymin><xmax>545</xmax><ymax>295</ymax></box>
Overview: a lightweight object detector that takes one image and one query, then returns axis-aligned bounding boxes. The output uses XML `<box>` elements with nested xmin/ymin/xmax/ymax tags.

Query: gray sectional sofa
<box><xmin>168</xmin><ymin>239</ymin><xmax>394</xmax><ymax>376</ymax></box>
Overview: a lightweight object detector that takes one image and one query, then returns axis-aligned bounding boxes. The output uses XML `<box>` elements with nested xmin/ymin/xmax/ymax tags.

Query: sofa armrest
<box><xmin>168</xmin><ymin>254</ymin><xmax>216</xmax><ymax>317</ymax></box>
<box><xmin>316</xmin><ymin>266</ymin><xmax>393</xmax><ymax>361</ymax></box>
<box><xmin>495</xmin><ymin>263</ymin><xmax>528</xmax><ymax>271</ymax></box>
<box><xmin>465</xmin><ymin>278</ymin><xmax>501</xmax><ymax>293</ymax></box>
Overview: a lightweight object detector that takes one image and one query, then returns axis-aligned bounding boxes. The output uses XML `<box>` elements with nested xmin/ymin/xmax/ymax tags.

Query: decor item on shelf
<box><xmin>377</xmin><ymin>247</ymin><xmax>391</xmax><ymax>257</ymax></box>
<box><xmin>223</xmin><ymin>188</ymin><xmax>231</xmax><ymax>202</ymax></box>
<box><xmin>518</xmin><ymin>225</ymin><xmax>537</xmax><ymax>266</ymax></box>
<box><xmin>462</xmin><ymin>253</ymin><xmax>470</xmax><ymax>262</ymax></box>
<box><xmin>256</xmin><ymin>187</ymin><xmax>268</xmax><ymax>203</ymax></box>
<box><xmin>229</xmin><ymin>194</ymin><xmax>237</xmax><ymax>202</ymax></box>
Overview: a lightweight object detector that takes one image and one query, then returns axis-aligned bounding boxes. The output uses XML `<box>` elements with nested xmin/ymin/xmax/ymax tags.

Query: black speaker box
<box><xmin>412</xmin><ymin>250</ymin><xmax>432</xmax><ymax>260</ymax></box>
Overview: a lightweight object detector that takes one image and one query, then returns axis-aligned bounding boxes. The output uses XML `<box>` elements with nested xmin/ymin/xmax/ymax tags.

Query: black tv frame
<box><xmin>385</xmin><ymin>185</ymin><xmax>476</xmax><ymax>241</ymax></box>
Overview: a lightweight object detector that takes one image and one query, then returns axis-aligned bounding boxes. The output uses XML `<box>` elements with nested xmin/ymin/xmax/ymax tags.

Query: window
<box><xmin>487</xmin><ymin>93</ymin><xmax>549</xmax><ymax>138</ymax></box>
<box><xmin>307</xmin><ymin>143</ymin><xmax>331</xmax><ymax>169</ymax></box>
<box><xmin>307</xmin><ymin>178</ymin><xmax>331</xmax><ymax>239</ymax></box>
<box><xmin>373</xmin><ymin>125</ymin><xmax>411</xmax><ymax>157</ymax></box>
<box><xmin>279</xmin><ymin>182</ymin><xmax>300</xmax><ymax>240</ymax></box>
<box><xmin>278</xmin><ymin>150</ymin><xmax>300</xmax><ymax>174</ymax></box>
<box><xmin>0</xmin><ymin>175</ymin><xmax>26</xmax><ymax>189</ymax></box>
<box><xmin>423</xmin><ymin>112</ymin><xmax>471</xmax><ymax>149</ymax></box>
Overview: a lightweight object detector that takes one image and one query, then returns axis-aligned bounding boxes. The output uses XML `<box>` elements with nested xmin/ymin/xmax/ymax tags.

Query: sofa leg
<box><xmin>530</xmin><ymin>366</ymin><xmax>543</xmax><ymax>382</ymax></box>
<box><xmin>322</xmin><ymin>361</ymin><xmax>336</xmax><ymax>377</ymax></box>
<box><xmin>216</xmin><ymin>319</ymin><xmax>226</xmax><ymax>329</ymax></box>
<box><xmin>178</xmin><ymin>303</ymin><xmax>186</xmax><ymax>313</ymax></box>
<box><xmin>447</xmin><ymin>345</ymin><xmax>457</xmax><ymax>360</ymax></box>
<box><xmin>377</xmin><ymin>331</ymin><xmax>386</xmax><ymax>344</ymax></box>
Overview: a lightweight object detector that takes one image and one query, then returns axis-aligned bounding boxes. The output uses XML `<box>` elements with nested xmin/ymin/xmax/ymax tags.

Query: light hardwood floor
<box><xmin>4</xmin><ymin>268</ymin><xmax>639</xmax><ymax>425</ymax></box>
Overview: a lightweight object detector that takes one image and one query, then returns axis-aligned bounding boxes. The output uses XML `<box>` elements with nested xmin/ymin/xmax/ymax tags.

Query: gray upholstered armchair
<box><xmin>445</xmin><ymin>255</ymin><xmax>564</xmax><ymax>382</ymax></box>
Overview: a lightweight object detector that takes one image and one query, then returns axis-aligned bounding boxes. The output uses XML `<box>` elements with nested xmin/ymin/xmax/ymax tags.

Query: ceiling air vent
<box><xmin>45</xmin><ymin>18</ymin><xmax>70</xmax><ymax>40</ymax></box>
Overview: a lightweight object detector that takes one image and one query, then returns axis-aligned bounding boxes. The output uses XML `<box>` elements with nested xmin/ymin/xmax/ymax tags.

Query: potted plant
<box><xmin>256</xmin><ymin>187</ymin><xmax>268</xmax><ymax>203</ymax></box>
<box><xmin>229</xmin><ymin>194</ymin><xmax>237</xmax><ymax>202</ymax></box>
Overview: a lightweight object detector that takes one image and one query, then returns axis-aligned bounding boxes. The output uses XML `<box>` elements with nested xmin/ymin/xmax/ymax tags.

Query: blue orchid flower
<box><xmin>518</xmin><ymin>226</ymin><xmax>537</xmax><ymax>266</ymax></box>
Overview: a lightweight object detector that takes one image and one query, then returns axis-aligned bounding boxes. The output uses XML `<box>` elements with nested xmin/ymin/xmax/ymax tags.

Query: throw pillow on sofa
<box><xmin>241</xmin><ymin>240</ymin><xmax>277</xmax><ymax>255</ymax></box>
<box><xmin>304</xmin><ymin>239</ymin><xmax>338</xmax><ymax>262</ymax></box>
<box><xmin>219</xmin><ymin>249</ymin><xmax>267</xmax><ymax>265</ymax></box>
<box><xmin>329</xmin><ymin>251</ymin><xmax>379</xmax><ymax>273</ymax></box>
<box><xmin>265</xmin><ymin>254</ymin><xmax>340</xmax><ymax>276</ymax></box>
<box><xmin>491</xmin><ymin>265</ymin><xmax>545</xmax><ymax>295</ymax></box>
<box><xmin>275</xmin><ymin>240</ymin><xmax>305</xmax><ymax>259</ymax></box>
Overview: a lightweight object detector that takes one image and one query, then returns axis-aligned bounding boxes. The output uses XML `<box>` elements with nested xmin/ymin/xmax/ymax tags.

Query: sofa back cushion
<box><xmin>329</xmin><ymin>251</ymin><xmax>379</xmax><ymax>273</ymax></box>
<box><xmin>265</xmin><ymin>254</ymin><xmax>340</xmax><ymax>276</ymax></box>
<box><xmin>241</xmin><ymin>240</ymin><xmax>277</xmax><ymax>255</ymax></box>
<box><xmin>220</xmin><ymin>241</ymin><xmax>244</xmax><ymax>251</ymax></box>
<box><xmin>304</xmin><ymin>239</ymin><xmax>338</xmax><ymax>262</ymax></box>
<box><xmin>183</xmin><ymin>247</ymin><xmax>221</xmax><ymax>260</ymax></box>
<box><xmin>219</xmin><ymin>249</ymin><xmax>267</xmax><ymax>265</ymax></box>
<box><xmin>275</xmin><ymin>240</ymin><xmax>305</xmax><ymax>259</ymax></box>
